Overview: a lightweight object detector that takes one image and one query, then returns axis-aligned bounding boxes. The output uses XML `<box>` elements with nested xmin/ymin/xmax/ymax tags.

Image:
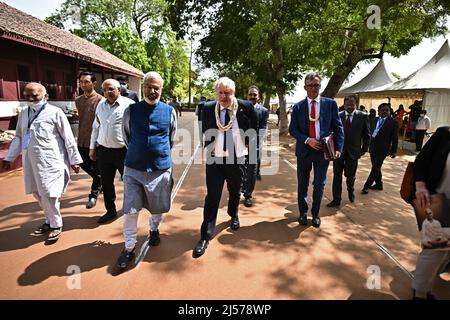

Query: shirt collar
<box><xmin>346</xmin><ymin>110</ymin><xmax>355</xmax><ymax>116</ymax></box>
<box><xmin>106</xmin><ymin>96</ymin><xmax>120</xmax><ymax>108</ymax></box>
<box><xmin>307</xmin><ymin>96</ymin><xmax>320</xmax><ymax>105</ymax></box>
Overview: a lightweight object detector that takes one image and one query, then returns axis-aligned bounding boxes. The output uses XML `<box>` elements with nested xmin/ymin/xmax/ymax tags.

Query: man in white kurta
<box><xmin>2</xmin><ymin>83</ymin><xmax>82</xmax><ymax>243</ymax></box>
<box><xmin>421</xmin><ymin>210</ymin><xmax>448</xmax><ymax>248</ymax></box>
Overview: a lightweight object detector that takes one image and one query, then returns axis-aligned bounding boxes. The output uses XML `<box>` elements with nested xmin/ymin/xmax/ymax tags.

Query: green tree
<box><xmin>168</xmin><ymin>0</ymin><xmax>449</xmax><ymax>134</ymax></box>
<box><xmin>46</xmin><ymin>0</ymin><xmax>192</xmax><ymax>100</ymax></box>
<box><xmin>95</xmin><ymin>26</ymin><xmax>150</xmax><ymax>71</ymax></box>
<box><xmin>45</xmin><ymin>0</ymin><xmax>167</xmax><ymax>41</ymax></box>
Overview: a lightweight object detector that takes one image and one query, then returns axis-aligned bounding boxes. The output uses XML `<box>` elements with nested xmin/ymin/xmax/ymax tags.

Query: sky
<box><xmin>3</xmin><ymin>0</ymin><xmax>450</xmax><ymax>101</ymax></box>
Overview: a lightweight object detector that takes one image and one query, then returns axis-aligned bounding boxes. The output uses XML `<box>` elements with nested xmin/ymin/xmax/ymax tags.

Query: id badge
<box><xmin>22</xmin><ymin>132</ymin><xmax>31</xmax><ymax>150</ymax></box>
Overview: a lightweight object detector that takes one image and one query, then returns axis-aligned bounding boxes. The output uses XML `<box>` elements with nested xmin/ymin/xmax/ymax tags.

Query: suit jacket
<box><xmin>254</xmin><ymin>103</ymin><xmax>269</xmax><ymax>145</ymax></box>
<box><xmin>368</xmin><ymin>116</ymin><xmax>399</xmax><ymax>157</ymax></box>
<box><xmin>340</xmin><ymin>110</ymin><xmax>370</xmax><ymax>160</ymax></box>
<box><xmin>202</xmin><ymin>99</ymin><xmax>257</xmax><ymax>149</ymax></box>
<box><xmin>414</xmin><ymin>126</ymin><xmax>450</xmax><ymax>194</ymax></box>
<box><xmin>289</xmin><ymin>96</ymin><xmax>344</xmax><ymax>158</ymax></box>
<box><xmin>254</xmin><ymin>104</ymin><xmax>269</xmax><ymax>131</ymax></box>
<box><xmin>121</xmin><ymin>89</ymin><xmax>139</xmax><ymax>103</ymax></box>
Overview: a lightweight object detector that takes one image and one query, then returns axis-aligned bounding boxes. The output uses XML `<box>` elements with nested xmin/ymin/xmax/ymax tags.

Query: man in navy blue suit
<box><xmin>193</xmin><ymin>77</ymin><xmax>257</xmax><ymax>257</ymax></box>
<box><xmin>289</xmin><ymin>73</ymin><xmax>344</xmax><ymax>228</ymax></box>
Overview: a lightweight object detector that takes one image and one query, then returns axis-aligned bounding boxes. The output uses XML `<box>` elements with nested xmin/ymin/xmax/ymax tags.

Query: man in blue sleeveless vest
<box><xmin>116</xmin><ymin>71</ymin><xmax>177</xmax><ymax>269</ymax></box>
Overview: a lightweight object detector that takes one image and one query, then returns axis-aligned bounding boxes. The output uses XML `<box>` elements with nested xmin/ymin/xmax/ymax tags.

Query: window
<box><xmin>17</xmin><ymin>65</ymin><xmax>30</xmax><ymax>82</ymax></box>
<box><xmin>46</xmin><ymin>69</ymin><xmax>57</xmax><ymax>99</ymax></box>
<box><xmin>17</xmin><ymin>65</ymin><xmax>30</xmax><ymax>99</ymax></box>
<box><xmin>64</xmin><ymin>73</ymin><xmax>73</xmax><ymax>100</ymax></box>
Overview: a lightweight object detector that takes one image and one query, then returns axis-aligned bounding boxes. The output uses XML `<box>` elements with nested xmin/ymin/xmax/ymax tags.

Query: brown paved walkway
<box><xmin>0</xmin><ymin>112</ymin><xmax>448</xmax><ymax>299</ymax></box>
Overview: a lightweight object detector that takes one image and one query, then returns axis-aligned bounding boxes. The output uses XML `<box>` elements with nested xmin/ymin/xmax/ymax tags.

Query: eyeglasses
<box><xmin>103</xmin><ymin>87</ymin><xmax>118</xmax><ymax>92</ymax></box>
<box><xmin>144</xmin><ymin>85</ymin><xmax>161</xmax><ymax>91</ymax></box>
<box><xmin>305</xmin><ymin>84</ymin><xmax>321</xmax><ymax>88</ymax></box>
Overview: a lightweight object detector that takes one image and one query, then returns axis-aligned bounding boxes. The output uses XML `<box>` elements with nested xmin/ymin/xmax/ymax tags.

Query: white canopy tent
<box><xmin>336</xmin><ymin>57</ymin><xmax>396</xmax><ymax>97</ymax></box>
<box><xmin>360</xmin><ymin>39</ymin><xmax>450</xmax><ymax>131</ymax></box>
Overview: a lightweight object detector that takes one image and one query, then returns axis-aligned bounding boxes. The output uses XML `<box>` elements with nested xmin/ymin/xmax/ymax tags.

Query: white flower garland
<box><xmin>309</xmin><ymin>102</ymin><xmax>319</xmax><ymax>122</ymax></box>
<box><xmin>215</xmin><ymin>97</ymin><xmax>238</xmax><ymax>131</ymax></box>
<box><xmin>309</xmin><ymin>113</ymin><xmax>320</xmax><ymax>122</ymax></box>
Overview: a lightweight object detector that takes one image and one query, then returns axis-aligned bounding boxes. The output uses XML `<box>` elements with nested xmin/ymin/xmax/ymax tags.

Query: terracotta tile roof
<box><xmin>0</xmin><ymin>2</ymin><xmax>144</xmax><ymax>78</ymax></box>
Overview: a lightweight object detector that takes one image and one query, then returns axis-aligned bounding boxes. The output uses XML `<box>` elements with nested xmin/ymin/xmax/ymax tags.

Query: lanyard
<box><xmin>27</xmin><ymin>103</ymin><xmax>47</xmax><ymax>129</ymax></box>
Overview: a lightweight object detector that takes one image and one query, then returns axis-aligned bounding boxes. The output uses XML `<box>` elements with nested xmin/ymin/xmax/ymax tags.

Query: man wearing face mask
<box><xmin>90</xmin><ymin>79</ymin><xmax>134</xmax><ymax>224</ymax></box>
<box><xmin>116</xmin><ymin>71</ymin><xmax>177</xmax><ymax>269</ymax></box>
<box><xmin>116</xmin><ymin>75</ymin><xmax>139</xmax><ymax>103</ymax></box>
<box><xmin>361</xmin><ymin>103</ymin><xmax>398</xmax><ymax>194</ymax></box>
<box><xmin>2</xmin><ymin>83</ymin><xmax>82</xmax><ymax>243</ymax></box>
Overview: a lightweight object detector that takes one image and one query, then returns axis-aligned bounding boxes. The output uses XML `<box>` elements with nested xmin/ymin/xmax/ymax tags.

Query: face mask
<box><xmin>420</xmin><ymin>114</ymin><xmax>425</xmax><ymax>117</ymax></box>
<box><xmin>29</xmin><ymin>98</ymin><xmax>46</xmax><ymax>110</ymax></box>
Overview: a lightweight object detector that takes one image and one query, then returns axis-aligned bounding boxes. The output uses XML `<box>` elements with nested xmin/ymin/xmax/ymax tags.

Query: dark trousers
<box><xmin>297</xmin><ymin>149</ymin><xmax>329</xmax><ymax>218</ymax></box>
<box><xmin>363</xmin><ymin>153</ymin><xmax>385</xmax><ymax>188</ymax></box>
<box><xmin>201</xmin><ymin>161</ymin><xmax>245</xmax><ymax>240</ymax></box>
<box><xmin>415</xmin><ymin>130</ymin><xmax>426</xmax><ymax>151</ymax></box>
<box><xmin>78</xmin><ymin>146</ymin><xmax>102</xmax><ymax>199</ymax></box>
<box><xmin>332</xmin><ymin>153</ymin><xmax>358</xmax><ymax>202</ymax></box>
<box><xmin>96</xmin><ymin>145</ymin><xmax>126</xmax><ymax>214</ymax></box>
<box><xmin>242</xmin><ymin>146</ymin><xmax>261</xmax><ymax>199</ymax></box>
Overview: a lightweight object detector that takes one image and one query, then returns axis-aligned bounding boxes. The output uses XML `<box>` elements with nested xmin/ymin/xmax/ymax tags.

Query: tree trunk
<box><xmin>263</xmin><ymin>87</ymin><xmax>272</xmax><ymax>109</ymax></box>
<box><xmin>321</xmin><ymin>45</ymin><xmax>364</xmax><ymax>99</ymax></box>
<box><xmin>269</xmin><ymin>31</ymin><xmax>289</xmax><ymax>135</ymax></box>
<box><xmin>276</xmin><ymin>85</ymin><xmax>288</xmax><ymax>135</ymax></box>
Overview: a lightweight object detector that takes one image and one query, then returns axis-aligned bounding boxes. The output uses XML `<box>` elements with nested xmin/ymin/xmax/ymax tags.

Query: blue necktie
<box><xmin>372</xmin><ymin>118</ymin><xmax>385</xmax><ymax>138</ymax></box>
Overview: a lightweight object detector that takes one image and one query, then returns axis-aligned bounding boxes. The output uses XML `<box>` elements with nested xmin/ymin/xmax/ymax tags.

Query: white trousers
<box><xmin>412</xmin><ymin>249</ymin><xmax>450</xmax><ymax>297</ymax></box>
<box><xmin>123</xmin><ymin>212</ymin><xmax>163</xmax><ymax>251</ymax></box>
<box><xmin>32</xmin><ymin>192</ymin><xmax>62</xmax><ymax>228</ymax></box>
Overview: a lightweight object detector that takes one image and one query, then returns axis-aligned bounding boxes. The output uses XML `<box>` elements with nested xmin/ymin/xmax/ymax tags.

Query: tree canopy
<box><xmin>168</xmin><ymin>0</ymin><xmax>449</xmax><ymax>133</ymax></box>
<box><xmin>46</xmin><ymin>0</ymin><xmax>192</xmax><ymax>100</ymax></box>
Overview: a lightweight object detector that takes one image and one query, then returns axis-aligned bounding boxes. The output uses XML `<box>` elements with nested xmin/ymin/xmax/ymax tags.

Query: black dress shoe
<box><xmin>326</xmin><ymin>200</ymin><xmax>341</xmax><ymax>207</ymax></box>
<box><xmin>117</xmin><ymin>248</ymin><xmax>135</xmax><ymax>269</ymax></box>
<box><xmin>361</xmin><ymin>188</ymin><xmax>369</xmax><ymax>194</ymax></box>
<box><xmin>86</xmin><ymin>197</ymin><xmax>97</xmax><ymax>209</ymax></box>
<box><xmin>149</xmin><ymin>229</ymin><xmax>160</xmax><ymax>246</ymax></box>
<box><xmin>193</xmin><ymin>239</ymin><xmax>209</xmax><ymax>257</ymax></box>
<box><xmin>312</xmin><ymin>217</ymin><xmax>321</xmax><ymax>228</ymax></box>
<box><xmin>298</xmin><ymin>214</ymin><xmax>307</xmax><ymax>226</ymax></box>
<box><xmin>97</xmin><ymin>211</ymin><xmax>118</xmax><ymax>224</ymax></box>
<box><xmin>244</xmin><ymin>198</ymin><xmax>252</xmax><ymax>207</ymax></box>
<box><xmin>348</xmin><ymin>192</ymin><xmax>355</xmax><ymax>203</ymax></box>
<box><xmin>230</xmin><ymin>216</ymin><xmax>240</xmax><ymax>230</ymax></box>
<box><xmin>369</xmin><ymin>184</ymin><xmax>383</xmax><ymax>190</ymax></box>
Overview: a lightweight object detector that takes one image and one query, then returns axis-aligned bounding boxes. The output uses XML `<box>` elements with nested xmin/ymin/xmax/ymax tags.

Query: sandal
<box><xmin>33</xmin><ymin>223</ymin><xmax>51</xmax><ymax>235</ymax></box>
<box><xmin>47</xmin><ymin>227</ymin><xmax>62</xmax><ymax>242</ymax></box>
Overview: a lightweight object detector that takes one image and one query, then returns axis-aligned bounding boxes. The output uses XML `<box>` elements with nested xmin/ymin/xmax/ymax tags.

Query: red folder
<box><xmin>322</xmin><ymin>133</ymin><xmax>335</xmax><ymax>161</ymax></box>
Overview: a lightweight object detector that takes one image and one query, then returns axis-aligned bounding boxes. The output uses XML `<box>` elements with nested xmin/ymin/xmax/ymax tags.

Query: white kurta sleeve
<box><xmin>55</xmin><ymin>109</ymin><xmax>83</xmax><ymax>165</ymax></box>
<box><xmin>4</xmin><ymin>110</ymin><xmax>24</xmax><ymax>162</ymax></box>
<box><xmin>90</xmin><ymin>107</ymin><xmax>101</xmax><ymax>149</ymax></box>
